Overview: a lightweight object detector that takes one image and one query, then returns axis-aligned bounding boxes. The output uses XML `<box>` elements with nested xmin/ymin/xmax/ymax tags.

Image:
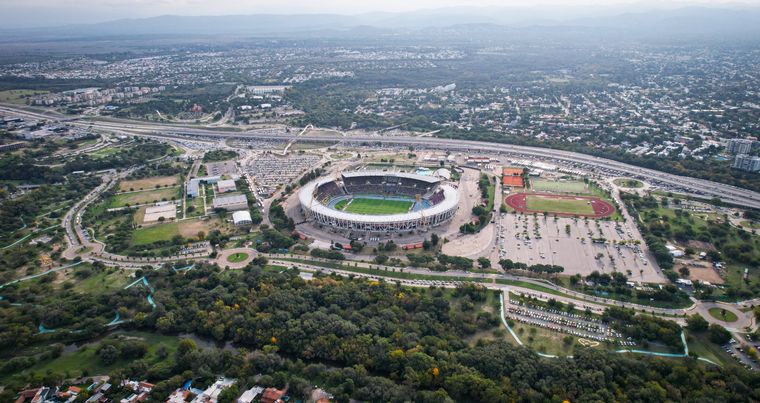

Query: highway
<box><xmin>3</xmin><ymin>102</ymin><xmax>759</xmax><ymax>209</ymax></box>
<box><xmin>3</xmin><ymin>105</ymin><xmax>751</xmax><ymax>209</ymax></box>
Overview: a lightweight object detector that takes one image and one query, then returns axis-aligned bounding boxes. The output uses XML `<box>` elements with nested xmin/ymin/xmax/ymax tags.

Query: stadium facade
<box><xmin>299</xmin><ymin>171</ymin><xmax>459</xmax><ymax>232</ymax></box>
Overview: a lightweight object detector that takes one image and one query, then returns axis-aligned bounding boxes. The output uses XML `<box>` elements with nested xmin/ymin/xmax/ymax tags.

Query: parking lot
<box><xmin>245</xmin><ymin>153</ymin><xmax>322</xmax><ymax>197</ymax></box>
<box><xmin>491</xmin><ymin>212</ymin><xmax>663</xmax><ymax>282</ymax></box>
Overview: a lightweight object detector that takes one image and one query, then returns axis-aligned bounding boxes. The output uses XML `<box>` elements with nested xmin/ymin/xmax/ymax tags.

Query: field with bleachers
<box><xmin>335</xmin><ymin>197</ymin><xmax>413</xmax><ymax>215</ymax></box>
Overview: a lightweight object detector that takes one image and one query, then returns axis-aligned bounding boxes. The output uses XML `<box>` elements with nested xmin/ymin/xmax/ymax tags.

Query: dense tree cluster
<box><xmin>202</xmin><ymin>150</ymin><xmax>238</xmax><ymax>162</ymax></box>
<box><xmin>62</xmin><ymin>141</ymin><xmax>171</xmax><ymax>173</ymax></box>
<box><xmin>2</xmin><ymin>263</ymin><xmax>760</xmax><ymax>401</ymax></box>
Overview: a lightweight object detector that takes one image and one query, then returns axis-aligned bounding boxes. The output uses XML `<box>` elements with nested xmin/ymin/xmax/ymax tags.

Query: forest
<box><xmin>1</xmin><ymin>263</ymin><xmax>759</xmax><ymax>402</ymax></box>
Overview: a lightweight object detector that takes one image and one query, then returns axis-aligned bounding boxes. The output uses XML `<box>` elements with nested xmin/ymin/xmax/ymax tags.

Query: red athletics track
<box><xmin>504</xmin><ymin>192</ymin><xmax>615</xmax><ymax>218</ymax></box>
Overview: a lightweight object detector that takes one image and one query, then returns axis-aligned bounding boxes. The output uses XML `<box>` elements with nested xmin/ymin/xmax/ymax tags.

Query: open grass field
<box><xmin>526</xmin><ymin>195</ymin><xmax>595</xmax><ymax>215</ymax></box>
<box><xmin>686</xmin><ymin>331</ymin><xmax>738</xmax><ymax>367</ymax></box>
<box><xmin>69</xmin><ymin>269</ymin><xmax>130</xmax><ymax>295</ymax></box>
<box><xmin>532</xmin><ymin>179</ymin><xmax>589</xmax><ymax>194</ymax></box>
<box><xmin>613</xmin><ymin>178</ymin><xmax>644</xmax><ymax>188</ymax></box>
<box><xmin>109</xmin><ymin>187</ymin><xmax>181</xmax><ymax>208</ymax></box>
<box><xmin>0</xmin><ymin>89</ymin><xmax>49</xmax><ymax>104</ymax></box>
<box><xmin>119</xmin><ymin>175</ymin><xmax>180</xmax><ymax>192</ymax></box>
<box><xmin>13</xmin><ymin>331</ymin><xmax>181</xmax><ymax>382</ymax></box>
<box><xmin>227</xmin><ymin>252</ymin><xmax>249</xmax><ymax>263</ymax></box>
<box><xmin>132</xmin><ymin>218</ymin><xmax>230</xmax><ymax>245</ymax></box>
<box><xmin>708</xmin><ymin>307</ymin><xmax>739</xmax><ymax>322</ymax></box>
<box><xmin>88</xmin><ymin>146</ymin><xmax>122</xmax><ymax>159</ymax></box>
<box><xmin>336</xmin><ymin>197</ymin><xmax>413</xmax><ymax>215</ymax></box>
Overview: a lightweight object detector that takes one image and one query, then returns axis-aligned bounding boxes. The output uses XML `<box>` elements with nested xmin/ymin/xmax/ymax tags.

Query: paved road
<box><xmin>3</xmin><ymin>104</ymin><xmax>757</xmax><ymax>209</ymax></box>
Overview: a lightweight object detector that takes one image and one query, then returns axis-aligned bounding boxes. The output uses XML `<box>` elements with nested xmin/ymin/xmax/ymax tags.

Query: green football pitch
<box><xmin>336</xmin><ymin>197</ymin><xmax>413</xmax><ymax>215</ymax></box>
<box><xmin>531</xmin><ymin>179</ymin><xmax>588</xmax><ymax>194</ymax></box>
<box><xmin>526</xmin><ymin>195</ymin><xmax>595</xmax><ymax>215</ymax></box>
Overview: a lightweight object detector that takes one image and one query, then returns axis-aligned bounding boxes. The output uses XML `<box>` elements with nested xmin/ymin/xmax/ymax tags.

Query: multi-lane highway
<box><xmin>3</xmin><ymin>103</ymin><xmax>760</xmax><ymax>208</ymax></box>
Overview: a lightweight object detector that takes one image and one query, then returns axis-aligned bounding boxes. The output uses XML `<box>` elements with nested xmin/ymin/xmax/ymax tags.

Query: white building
<box><xmin>236</xmin><ymin>387</ymin><xmax>264</xmax><ymax>403</ymax></box>
<box><xmin>190</xmin><ymin>378</ymin><xmax>235</xmax><ymax>403</ymax></box>
<box><xmin>732</xmin><ymin>154</ymin><xmax>760</xmax><ymax>172</ymax></box>
<box><xmin>213</xmin><ymin>194</ymin><xmax>249</xmax><ymax>211</ymax></box>
<box><xmin>232</xmin><ymin>210</ymin><xmax>253</xmax><ymax>226</ymax></box>
<box><xmin>727</xmin><ymin>138</ymin><xmax>755</xmax><ymax>155</ymax></box>
<box><xmin>216</xmin><ymin>179</ymin><xmax>237</xmax><ymax>193</ymax></box>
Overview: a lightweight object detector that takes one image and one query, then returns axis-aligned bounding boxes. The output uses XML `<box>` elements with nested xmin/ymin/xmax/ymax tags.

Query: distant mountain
<box><xmin>3</xmin><ymin>6</ymin><xmax>760</xmax><ymax>42</ymax></box>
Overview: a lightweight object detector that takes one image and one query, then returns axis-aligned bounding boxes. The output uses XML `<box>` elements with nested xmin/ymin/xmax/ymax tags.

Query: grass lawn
<box><xmin>109</xmin><ymin>187</ymin><xmax>181</xmax><ymax>208</ymax></box>
<box><xmin>70</xmin><ymin>270</ymin><xmax>130</xmax><ymax>295</ymax></box>
<box><xmin>88</xmin><ymin>147</ymin><xmax>121</xmax><ymax>159</ymax></box>
<box><xmin>119</xmin><ymin>175</ymin><xmax>180</xmax><ymax>192</ymax></box>
<box><xmin>613</xmin><ymin>178</ymin><xmax>644</xmax><ymax>188</ymax></box>
<box><xmin>532</xmin><ymin>179</ymin><xmax>589</xmax><ymax>194</ymax></box>
<box><xmin>508</xmin><ymin>322</ymin><xmax>589</xmax><ymax>356</ymax></box>
<box><xmin>132</xmin><ymin>218</ymin><xmax>229</xmax><ymax>246</ymax></box>
<box><xmin>708</xmin><ymin>307</ymin><xmax>739</xmax><ymax>322</ymax></box>
<box><xmin>13</xmin><ymin>331</ymin><xmax>181</xmax><ymax>381</ymax></box>
<box><xmin>686</xmin><ymin>331</ymin><xmax>738</xmax><ymax>367</ymax></box>
<box><xmin>0</xmin><ymin>89</ymin><xmax>49</xmax><ymax>104</ymax></box>
<box><xmin>526</xmin><ymin>195</ymin><xmax>595</xmax><ymax>215</ymax></box>
<box><xmin>227</xmin><ymin>252</ymin><xmax>249</xmax><ymax>263</ymax></box>
<box><xmin>339</xmin><ymin>197</ymin><xmax>413</xmax><ymax>215</ymax></box>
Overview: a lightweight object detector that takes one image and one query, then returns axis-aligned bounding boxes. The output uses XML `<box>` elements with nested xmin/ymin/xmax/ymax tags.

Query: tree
<box><xmin>217</xmin><ymin>384</ymin><xmax>239</xmax><ymax>403</ymax></box>
<box><xmin>97</xmin><ymin>344</ymin><xmax>119</xmax><ymax>365</ymax></box>
<box><xmin>686</xmin><ymin>314</ymin><xmax>708</xmax><ymax>332</ymax></box>
<box><xmin>708</xmin><ymin>324</ymin><xmax>732</xmax><ymax>345</ymax></box>
<box><xmin>477</xmin><ymin>257</ymin><xmax>491</xmax><ymax>269</ymax></box>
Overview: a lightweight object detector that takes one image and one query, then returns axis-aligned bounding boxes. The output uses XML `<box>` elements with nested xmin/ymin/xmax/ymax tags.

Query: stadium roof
<box><xmin>300</xmin><ymin>175</ymin><xmax>459</xmax><ymax>224</ymax></box>
<box><xmin>341</xmin><ymin>170</ymin><xmax>441</xmax><ymax>184</ymax></box>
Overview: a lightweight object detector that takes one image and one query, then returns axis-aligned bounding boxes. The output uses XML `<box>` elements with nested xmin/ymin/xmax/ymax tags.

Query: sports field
<box><xmin>109</xmin><ymin>187</ymin><xmax>181</xmax><ymax>208</ymax></box>
<box><xmin>531</xmin><ymin>179</ymin><xmax>588</xmax><ymax>194</ymax></box>
<box><xmin>505</xmin><ymin>192</ymin><xmax>614</xmax><ymax>218</ymax></box>
<box><xmin>335</xmin><ymin>197</ymin><xmax>413</xmax><ymax>215</ymax></box>
<box><xmin>119</xmin><ymin>175</ymin><xmax>180</xmax><ymax>192</ymax></box>
<box><xmin>131</xmin><ymin>217</ymin><xmax>228</xmax><ymax>245</ymax></box>
<box><xmin>527</xmin><ymin>195</ymin><xmax>595</xmax><ymax>215</ymax></box>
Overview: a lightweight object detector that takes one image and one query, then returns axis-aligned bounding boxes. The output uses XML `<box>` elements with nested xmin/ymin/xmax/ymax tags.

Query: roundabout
<box><xmin>215</xmin><ymin>247</ymin><xmax>256</xmax><ymax>269</ymax></box>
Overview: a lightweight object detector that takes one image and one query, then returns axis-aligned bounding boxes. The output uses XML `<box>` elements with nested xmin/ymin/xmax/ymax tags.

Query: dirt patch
<box><xmin>681</xmin><ymin>260</ymin><xmax>724</xmax><ymax>284</ymax></box>
<box><xmin>685</xmin><ymin>240</ymin><xmax>716</xmax><ymax>251</ymax></box>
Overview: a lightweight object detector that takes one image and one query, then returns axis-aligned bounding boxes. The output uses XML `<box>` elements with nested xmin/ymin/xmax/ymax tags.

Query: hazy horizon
<box><xmin>4</xmin><ymin>0</ymin><xmax>760</xmax><ymax>29</ymax></box>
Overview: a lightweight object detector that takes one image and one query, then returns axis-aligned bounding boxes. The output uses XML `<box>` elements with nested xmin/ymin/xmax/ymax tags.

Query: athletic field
<box><xmin>526</xmin><ymin>195</ymin><xmax>595</xmax><ymax>215</ymax></box>
<box><xmin>505</xmin><ymin>192</ymin><xmax>615</xmax><ymax>218</ymax></box>
<box><xmin>531</xmin><ymin>179</ymin><xmax>588</xmax><ymax>194</ymax></box>
<box><xmin>335</xmin><ymin>197</ymin><xmax>413</xmax><ymax>215</ymax></box>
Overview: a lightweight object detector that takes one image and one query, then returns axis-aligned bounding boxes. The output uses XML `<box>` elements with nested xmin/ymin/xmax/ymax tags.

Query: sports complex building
<box><xmin>299</xmin><ymin>171</ymin><xmax>459</xmax><ymax>232</ymax></box>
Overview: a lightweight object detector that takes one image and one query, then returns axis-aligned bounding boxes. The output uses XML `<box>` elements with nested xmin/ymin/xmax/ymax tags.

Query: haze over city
<box><xmin>3</xmin><ymin>0</ymin><xmax>760</xmax><ymax>28</ymax></box>
<box><xmin>1</xmin><ymin>0</ymin><xmax>760</xmax><ymax>402</ymax></box>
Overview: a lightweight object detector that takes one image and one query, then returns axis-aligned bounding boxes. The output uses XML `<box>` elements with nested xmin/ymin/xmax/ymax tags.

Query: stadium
<box><xmin>299</xmin><ymin>171</ymin><xmax>459</xmax><ymax>232</ymax></box>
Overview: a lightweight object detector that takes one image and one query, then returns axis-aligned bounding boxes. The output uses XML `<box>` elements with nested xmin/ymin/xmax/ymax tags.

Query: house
<box><xmin>236</xmin><ymin>387</ymin><xmax>263</xmax><ymax>403</ymax></box>
<box><xmin>166</xmin><ymin>389</ymin><xmax>191</xmax><ymax>403</ymax></box>
<box><xmin>14</xmin><ymin>388</ymin><xmax>40</xmax><ymax>403</ymax></box>
<box><xmin>260</xmin><ymin>388</ymin><xmax>286</xmax><ymax>403</ymax></box>
<box><xmin>190</xmin><ymin>378</ymin><xmax>235</xmax><ymax>403</ymax></box>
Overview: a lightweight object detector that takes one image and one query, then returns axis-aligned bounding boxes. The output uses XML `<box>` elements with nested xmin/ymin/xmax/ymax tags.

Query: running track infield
<box><xmin>505</xmin><ymin>192</ymin><xmax>615</xmax><ymax>218</ymax></box>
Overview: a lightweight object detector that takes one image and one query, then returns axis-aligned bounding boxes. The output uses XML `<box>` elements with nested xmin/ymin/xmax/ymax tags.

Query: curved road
<box><xmin>2</xmin><ymin>104</ymin><xmax>757</xmax><ymax>208</ymax></box>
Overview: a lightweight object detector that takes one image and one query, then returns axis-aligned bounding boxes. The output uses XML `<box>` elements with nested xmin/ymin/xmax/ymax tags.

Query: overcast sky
<box><xmin>3</xmin><ymin>0</ymin><xmax>760</xmax><ymax>28</ymax></box>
